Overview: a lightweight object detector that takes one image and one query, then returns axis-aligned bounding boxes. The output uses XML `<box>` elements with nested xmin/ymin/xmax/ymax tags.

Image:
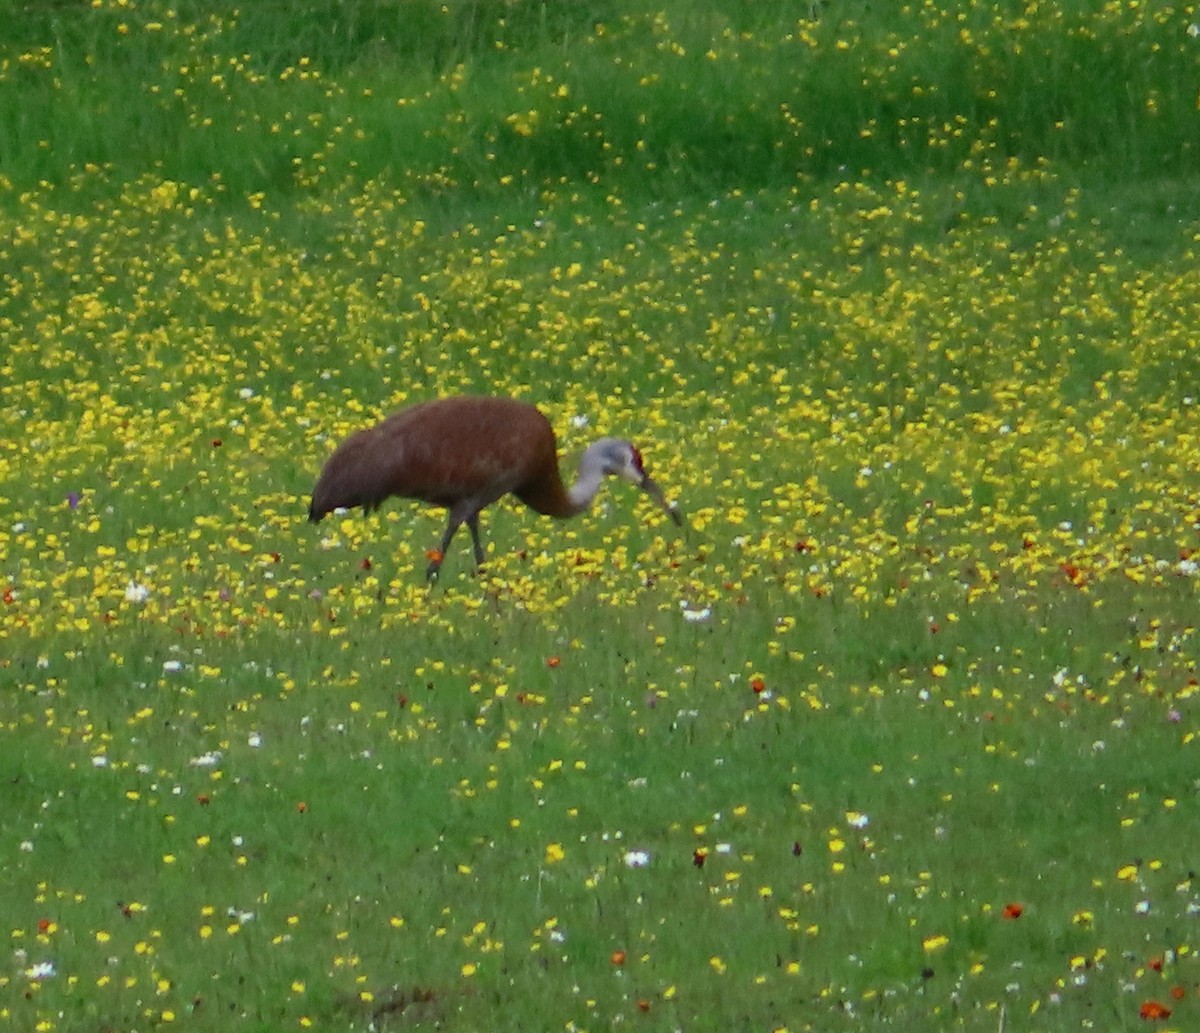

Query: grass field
<box><xmin>2</xmin><ymin>1</ymin><xmax>1200</xmax><ymax>1030</ymax></box>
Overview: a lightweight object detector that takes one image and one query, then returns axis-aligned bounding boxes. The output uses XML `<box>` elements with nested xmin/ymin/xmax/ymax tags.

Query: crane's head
<box><xmin>594</xmin><ymin>439</ymin><xmax>683</xmax><ymax>526</ymax></box>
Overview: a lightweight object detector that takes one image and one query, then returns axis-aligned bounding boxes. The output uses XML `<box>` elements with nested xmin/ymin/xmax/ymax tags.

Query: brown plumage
<box><xmin>309</xmin><ymin>395</ymin><xmax>682</xmax><ymax>580</ymax></box>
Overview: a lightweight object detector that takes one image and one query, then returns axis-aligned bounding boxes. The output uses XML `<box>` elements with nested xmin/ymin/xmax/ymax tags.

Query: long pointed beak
<box><xmin>640</xmin><ymin>475</ymin><xmax>683</xmax><ymax>526</ymax></box>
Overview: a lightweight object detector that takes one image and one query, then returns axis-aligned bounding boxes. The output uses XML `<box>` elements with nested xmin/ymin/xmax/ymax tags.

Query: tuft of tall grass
<box><xmin>1</xmin><ymin>0</ymin><xmax>1196</xmax><ymax>201</ymax></box>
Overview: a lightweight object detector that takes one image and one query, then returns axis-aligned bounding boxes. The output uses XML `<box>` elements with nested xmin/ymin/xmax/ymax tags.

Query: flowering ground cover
<box><xmin>2</xmin><ymin>1</ymin><xmax>1200</xmax><ymax>1030</ymax></box>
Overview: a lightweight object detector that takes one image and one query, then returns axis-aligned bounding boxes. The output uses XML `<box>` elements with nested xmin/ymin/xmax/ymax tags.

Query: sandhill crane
<box><xmin>309</xmin><ymin>395</ymin><xmax>682</xmax><ymax>580</ymax></box>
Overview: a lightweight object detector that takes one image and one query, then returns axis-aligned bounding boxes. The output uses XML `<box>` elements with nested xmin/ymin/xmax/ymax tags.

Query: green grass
<box><xmin>3</xmin><ymin>0</ymin><xmax>1200</xmax><ymax>1030</ymax></box>
<box><xmin>2</xmin><ymin>0</ymin><xmax>1197</xmax><ymax>199</ymax></box>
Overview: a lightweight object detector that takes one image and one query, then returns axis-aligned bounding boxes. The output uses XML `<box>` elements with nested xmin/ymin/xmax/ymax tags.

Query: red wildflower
<box><xmin>693</xmin><ymin>848</ymin><xmax>707</xmax><ymax>869</ymax></box>
<box><xmin>546</xmin><ymin>656</ymin><xmax>561</xmax><ymax>669</ymax></box>
<box><xmin>1140</xmin><ymin>1000</ymin><xmax>1172</xmax><ymax>1021</ymax></box>
<box><xmin>1002</xmin><ymin>902</ymin><xmax>1024</xmax><ymax>920</ymax></box>
<box><xmin>750</xmin><ymin>677</ymin><xmax>766</xmax><ymax>694</ymax></box>
<box><xmin>610</xmin><ymin>949</ymin><xmax>626</xmax><ymax>967</ymax></box>
<box><xmin>1060</xmin><ymin>561</ymin><xmax>1086</xmax><ymax>586</ymax></box>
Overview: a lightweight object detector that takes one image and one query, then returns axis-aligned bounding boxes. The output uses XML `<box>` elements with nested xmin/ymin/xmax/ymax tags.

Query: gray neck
<box><xmin>565</xmin><ymin>439</ymin><xmax>618</xmax><ymax>515</ymax></box>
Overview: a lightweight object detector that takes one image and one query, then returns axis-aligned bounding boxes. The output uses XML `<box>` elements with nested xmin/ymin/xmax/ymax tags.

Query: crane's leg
<box><xmin>427</xmin><ymin>516</ymin><xmax>462</xmax><ymax>582</ymax></box>
<box><xmin>466</xmin><ymin>514</ymin><xmax>486</xmax><ymax>572</ymax></box>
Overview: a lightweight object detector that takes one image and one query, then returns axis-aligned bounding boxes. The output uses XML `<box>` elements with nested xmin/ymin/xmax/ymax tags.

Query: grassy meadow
<box><xmin>2</xmin><ymin>0</ymin><xmax>1200</xmax><ymax>1030</ymax></box>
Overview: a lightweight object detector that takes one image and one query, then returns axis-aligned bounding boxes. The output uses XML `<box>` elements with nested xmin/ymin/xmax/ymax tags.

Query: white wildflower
<box><xmin>26</xmin><ymin>961</ymin><xmax>56</xmax><ymax>981</ymax></box>
<box><xmin>189</xmin><ymin>751</ymin><xmax>223</xmax><ymax>768</ymax></box>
